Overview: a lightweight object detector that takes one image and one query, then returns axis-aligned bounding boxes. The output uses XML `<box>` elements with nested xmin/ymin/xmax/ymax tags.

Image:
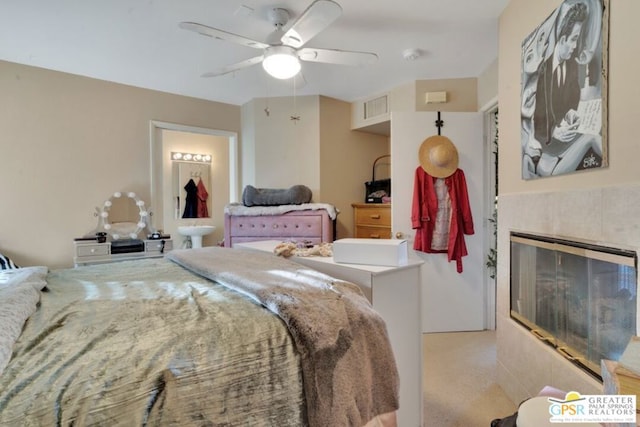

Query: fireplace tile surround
<box><xmin>510</xmin><ymin>232</ymin><xmax>636</xmax><ymax>378</ymax></box>
<box><xmin>497</xmin><ymin>184</ymin><xmax>640</xmax><ymax>405</ymax></box>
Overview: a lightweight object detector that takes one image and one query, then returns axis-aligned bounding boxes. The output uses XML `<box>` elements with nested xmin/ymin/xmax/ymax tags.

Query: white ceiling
<box><xmin>0</xmin><ymin>0</ymin><xmax>509</xmax><ymax>106</ymax></box>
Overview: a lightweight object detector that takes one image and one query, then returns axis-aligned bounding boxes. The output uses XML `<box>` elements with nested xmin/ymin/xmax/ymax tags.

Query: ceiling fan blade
<box><xmin>179</xmin><ymin>22</ymin><xmax>269</xmax><ymax>50</ymax></box>
<box><xmin>298</xmin><ymin>48</ymin><xmax>378</xmax><ymax>66</ymax></box>
<box><xmin>201</xmin><ymin>55</ymin><xmax>265</xmax><ymax>77</ymax></box>
<box><xmin>281</xmin><ymin>0</ymin><xmax>342</xmax><ymax>48</ymax></box>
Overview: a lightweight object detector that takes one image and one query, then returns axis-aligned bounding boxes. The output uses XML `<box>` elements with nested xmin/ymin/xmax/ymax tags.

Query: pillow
<box><xmin>0</xmin><ymin>266</ymin><xmax>48</xmax><ymax>376</ymax></box>
<box><xmin>0</xmin><ymin>253</ymin><xmax>19</xmax><ymax>270</ymax></box>
<box><xmin>242</xmin><ymin>185</ymin><xmax>312</xmax><ymax>207</ymax></box>
<box><xmin>0</xmin><ymin>266</ymin><xmax>48</xmax><ymax>291</ymax></box>
<box><xmin>0</xmin><ymin>282</ymin><xmax>40</xmax><ymax>376</ymax></box>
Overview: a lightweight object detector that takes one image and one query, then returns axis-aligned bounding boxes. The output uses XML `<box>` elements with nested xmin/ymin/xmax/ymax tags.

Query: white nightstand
<box><xmin>235</xmin><ymin>240</ymin><xmax>423</xmax><ymax>427</ymax></box>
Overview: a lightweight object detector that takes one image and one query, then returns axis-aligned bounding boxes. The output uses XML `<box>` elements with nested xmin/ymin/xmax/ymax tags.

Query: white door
<box><xmin>391</xmin><ymin>112</ymin><xmax>487</xmax><ymax>332</ymax></box>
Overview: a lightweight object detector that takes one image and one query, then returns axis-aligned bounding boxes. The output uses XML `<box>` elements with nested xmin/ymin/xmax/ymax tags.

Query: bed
<box><xmin>0</xmin><ymin>247</ymin><xmax>398</xmax><ymax>426</ymax></box>
<box><xmin>223</xmin><ymin>203</ymin><xmax>337</xmax><ymax>248</ymax></box>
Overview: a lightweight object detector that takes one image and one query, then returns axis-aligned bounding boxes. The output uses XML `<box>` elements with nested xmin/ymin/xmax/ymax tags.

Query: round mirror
<box><xmin>97</xmin><ymin>192</ymin><xmax>149</xmax><ymax>240</ymax></box>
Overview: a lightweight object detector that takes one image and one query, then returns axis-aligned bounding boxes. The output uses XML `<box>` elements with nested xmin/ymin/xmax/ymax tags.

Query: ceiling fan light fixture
<box><xmin>262</xmin><ymin>46</ymin><xmax>301</xmax><ymax>79</ymax></box>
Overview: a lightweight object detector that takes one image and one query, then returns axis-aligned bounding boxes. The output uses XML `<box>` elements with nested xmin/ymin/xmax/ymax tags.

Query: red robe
<box><xmin>411</xmin><ymin>167</ymin><xmax>474</xmax><ymax>273</ymax></box>
<box><xmin>196</xmin><ymin>178</ymin><xmax>209</xmax><ymax>218</ymax></box>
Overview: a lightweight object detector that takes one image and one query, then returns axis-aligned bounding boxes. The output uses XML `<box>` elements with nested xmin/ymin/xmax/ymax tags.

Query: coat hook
<box><xmin>435</xmin><ymin>111</ymin><xmax>444</xmax><ymax>135</ymax></box>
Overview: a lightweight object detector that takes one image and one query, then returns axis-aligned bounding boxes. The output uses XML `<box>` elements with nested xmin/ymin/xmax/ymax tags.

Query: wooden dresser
<box><xmin>351</xmin><ymin>203</ymin><xmax>391</xmax><ymax>239</ymax></box>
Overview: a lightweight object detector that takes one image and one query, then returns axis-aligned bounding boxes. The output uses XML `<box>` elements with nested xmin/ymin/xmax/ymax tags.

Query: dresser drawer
<box><xmin>354</xmin><ymin>226</ymin><xmax>392</xmax><ymax>239</ymax></box>
<box><xmin>76</xmin><ymin>243</ymin><xmax>110</xmax><ymax>257</ymax></box>
<box><xmin>229</xmin><ymin>215</ymin><xmax>323</xmax><ymax>238</ymax></box>
<box><xmin>145</xmin><ymin>239</ymin><xmax>173</xmax><ymax>254</ymax></box>
<box><xmin>352</xmin><ymin>203</ymin><xmax>391</xmax><ymax>239</ymax></box>
<box><xmin>224</xmin><ymin>208</ymin><xmax>335</xmax><ymax>248</ymax></box>
<box><xmin>354</xmin><ymin>206</ymin><xmax>391</xmax><ymax>226</ymax></box>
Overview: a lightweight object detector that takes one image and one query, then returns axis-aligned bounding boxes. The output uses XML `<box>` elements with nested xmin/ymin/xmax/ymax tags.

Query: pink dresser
<box><xmin>224</xmin><ymin>209</ymin><xmax>334</xmax><ymax>248</ymax></box>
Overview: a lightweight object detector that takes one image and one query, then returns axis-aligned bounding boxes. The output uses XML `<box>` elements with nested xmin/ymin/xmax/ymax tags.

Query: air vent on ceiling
<box><xmin>364</xmin><ymin>95</ymin><xmax>388</xmax><ymax>120</ymax></box>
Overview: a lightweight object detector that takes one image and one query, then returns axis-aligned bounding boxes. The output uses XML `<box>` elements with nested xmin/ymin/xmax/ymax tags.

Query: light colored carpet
<box><xmin>423</xmin><ymin>330</ymin><xmax>517</xmax><ymax>427</ymax></box>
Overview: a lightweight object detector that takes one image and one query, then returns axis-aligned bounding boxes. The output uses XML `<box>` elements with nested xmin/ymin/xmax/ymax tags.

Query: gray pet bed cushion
<box><xmin>242</xmin><ymin>185</ymin><xmax>312</xmax><ymax>207</ymax></box>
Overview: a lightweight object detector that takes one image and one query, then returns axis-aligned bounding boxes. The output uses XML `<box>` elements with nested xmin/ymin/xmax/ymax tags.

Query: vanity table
<box><xmin>73</xmin><ymin>191</ymin><xmax>173</xmax><ymax>267</ymax></box>
<box><xmin>234</xmin><ymin>240</ymin><xmax>423</xmax><ymax>427</ymax></box>
<box><xmin>73</xmin><ymin>239</ymin><xmax>172</xmax><ymax>267</ymax></box>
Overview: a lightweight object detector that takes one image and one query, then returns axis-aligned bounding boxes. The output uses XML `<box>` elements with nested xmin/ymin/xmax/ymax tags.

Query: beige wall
<box><xmin>0</xmin><ymin>60</ymin><xmax>240</xmax><ymax>268</ymax></box>
<box><xmin>241</xmin><ymin>96</ymin><xmax>321</xmax><ymax>194</ymax></box>
<box><xmin>497</xmin><ymin>0</ymin><xmax>640</xmax><ymax>403</ymax></box>
<box><xmin>415</xmin><ymin>78</ymin><xmax>478</xmax><ymax>111</ymax></box>
<box><xmin>319</xmin><ymin>96</ymin><xmax>389</xmax><ymax>239</ymax></box>
<box><xmin>478</xmin><ymin>59</ymin><xmax>499</xmax><ymax>109</ymax></box>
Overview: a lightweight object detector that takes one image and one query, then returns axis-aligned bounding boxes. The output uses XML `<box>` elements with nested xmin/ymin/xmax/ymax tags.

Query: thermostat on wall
<box><xmin>425</xmin><ymin>91</ymin><xmax>447</xmax><ymax>104</ymax></box>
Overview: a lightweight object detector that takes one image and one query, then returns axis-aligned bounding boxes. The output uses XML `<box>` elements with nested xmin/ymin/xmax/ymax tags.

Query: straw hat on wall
<box><xmin>418</xmin><ymin>135</ymin><xmax>459</xmax><ymax>178</ymax></box>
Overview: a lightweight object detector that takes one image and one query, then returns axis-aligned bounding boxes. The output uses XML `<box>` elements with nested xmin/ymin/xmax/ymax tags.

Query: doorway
<box><xmin>149</xmin><ymin>120</ymin><xmax>239</xmax><ymax>246</ymax></box>
<box><xmin>484</xmin><ymin>104</ymin><xmax>499</xmax><ymax>330</ymax></box>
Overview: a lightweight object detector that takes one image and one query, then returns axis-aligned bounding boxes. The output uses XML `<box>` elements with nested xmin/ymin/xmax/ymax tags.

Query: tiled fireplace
<box><xmin>497</xmin><ymin>185</ymin><xmax>640</xmax><ymax>404</ymax></box>
<box><xmin>510</xmin><ymin>231</ymin><xmax>637</xmax><ymax>379</ymax></box>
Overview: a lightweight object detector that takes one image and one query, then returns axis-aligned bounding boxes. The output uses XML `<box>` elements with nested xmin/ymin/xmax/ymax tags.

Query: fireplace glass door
<box><xmin>510</xmin><ymin>232</ymin><xmax>637</xmax><ymax>378</ymax></box>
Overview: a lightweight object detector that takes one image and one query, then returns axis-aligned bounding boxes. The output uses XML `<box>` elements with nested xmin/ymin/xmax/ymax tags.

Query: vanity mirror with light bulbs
<box><xmin>73</xmin><ymin>191</ymin><xmax>173</xmax><ymax>267</ymax></box>
<box><xmin>171</xmin><ymin>151</ymin><xmax>212</xmax><ymax>220</ymax></box>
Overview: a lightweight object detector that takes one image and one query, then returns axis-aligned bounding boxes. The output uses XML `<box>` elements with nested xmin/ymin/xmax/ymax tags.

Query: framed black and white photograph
<box><xmin>521</xmin><ymin>0</ymin><xmax>609</xmax><ymax>179</ymax></box>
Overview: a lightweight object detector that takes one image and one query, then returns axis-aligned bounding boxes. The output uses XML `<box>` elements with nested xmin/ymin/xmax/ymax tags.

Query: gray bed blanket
<box><xmin>0</xmin><ymin>259</ymin><xmax>306</xmax><ymax>426</ymax></box>
<box><xmin>167</xmin><ymin>247</ymin><xmax>400</xmax><ymax>427</ymax></box>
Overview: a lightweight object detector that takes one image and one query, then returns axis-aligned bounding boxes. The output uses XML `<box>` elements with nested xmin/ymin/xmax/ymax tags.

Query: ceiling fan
<box><xmin>179</xmin><ymin>0</ymin><xmax>378</xmax><ymax>80</ymax></box>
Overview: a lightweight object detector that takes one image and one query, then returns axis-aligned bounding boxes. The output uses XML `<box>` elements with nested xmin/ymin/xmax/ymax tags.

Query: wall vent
<box><xmin>364</xmin><ymin>95</ymin><xmax>388</xmax><ymax>120</ymax></box>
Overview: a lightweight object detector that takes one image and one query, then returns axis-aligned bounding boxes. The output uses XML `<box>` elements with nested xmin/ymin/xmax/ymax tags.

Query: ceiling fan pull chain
<box><xmin>291</xmin><ymin>75</ymin><xmax>300</xmax><ymax>123</ymax></box>
<box><xmin>264</xmin><ymin>74</ymin><xmax>271</xmax><ymax>117</ymax></box>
